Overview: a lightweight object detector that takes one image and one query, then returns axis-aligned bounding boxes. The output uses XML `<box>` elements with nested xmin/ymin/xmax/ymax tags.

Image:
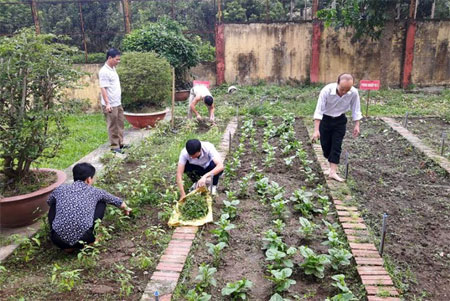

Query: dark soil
<box><xmin>0</xmin><ymin>204</ymin><xmax>172</xmax><ymax>300</ymax></box>
<box><xmin>394</xmin><ymin>117</ymin><xmax>450</xmax><ymax>161</ymax></box>
<box><xmin>1</xmin><ymin>170</ymin><xmax>57</xmax><ymax>197</ymax></box>
<box><xmin>342</xmin><ymin>118</ymin><xmax>450</xmax><ymax>300</ymax></box>
<box><xmin>177</xmin><ymin>117</ymin><xmax>364</xmax><ymax>300</ymax></box>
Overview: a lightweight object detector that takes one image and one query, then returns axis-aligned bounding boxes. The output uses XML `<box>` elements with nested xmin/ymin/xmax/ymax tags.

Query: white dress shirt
<box><xmin>313</xmin><ymin>83</ymin><xmax>362</xmax><ymax>121</ymax></box>
<box><xmin>99</xmin><ymin>63</ymin><xmax>122</xmax><ymax>107</ymax></box>
<box><xmin>178</xmin><ymin>141</ymin><xmax>221</xmax><ymax>168</ymax></box>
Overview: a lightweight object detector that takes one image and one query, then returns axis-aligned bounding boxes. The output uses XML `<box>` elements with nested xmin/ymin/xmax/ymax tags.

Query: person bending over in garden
<box><xmin>47</xmin><ymin>163</ymin><xmax>131</xmax><ymax>252</ymax></box>
<box><xmin>176</xmin><ymin>139</ymin><xmax>224</xmax><ymax>199</ymax></box>
<box><xmin>311</xmin><ymin>73</ymin><xmax>362</xmax><ymax>182</ymax></box>
<box><xmin>99</xmin><ymin>48</ymin><xmax>129</xmax><ymax>154</ymax></box>
<box><xmin>187</xmin><ymin>84</ymin><xmax>215</xmax><ymax>123</ymax></box>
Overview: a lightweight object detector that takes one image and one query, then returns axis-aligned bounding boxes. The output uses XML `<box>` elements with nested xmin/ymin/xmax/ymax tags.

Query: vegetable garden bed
<box><xmin>341</xmin><ymin>118</ymin><xmax>450</xmax><ymax>300</ymax></box>
<box><xmin>393</xmin><ymin>116</ymin><xmax>450</xmax><ymax>160</ymax></box>
<box><xmin>0</xmin><ymin>119</ymin><xmax>226</xmax><ymax>300</ymax></box>
<box><xmin>174</xmin><ymin>114</ymin><xmax>365</xmax><ymax>300</ymax></box>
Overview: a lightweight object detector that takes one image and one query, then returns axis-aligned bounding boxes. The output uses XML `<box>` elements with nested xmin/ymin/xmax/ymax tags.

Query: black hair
<box><xmin>337</xmin><ymin>73</ymin><xmax>354</xmax><ymax>84</ymax></box>
<box><xmin>73</xmin><ymin>163</ymin><xmax>96</xmax><ymax>182</ymax></box>
<box><xmin>186</xmin><ymin>139</ymin><xmax>201</xmax><ymax>155</ymax></box>
<box><xmin>204</xmin><ymin>96</ymin><xmax>214</xmax><ymax>106</ymax></box>
<box><xmin>106</xmin><ymin>48</ymin><xmax>121</xmax><ymax>60</ymax></box>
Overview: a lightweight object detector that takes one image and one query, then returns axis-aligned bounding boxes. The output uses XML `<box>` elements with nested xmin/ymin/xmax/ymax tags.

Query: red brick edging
<box><xmin>307</xmin><ymin>126</ymin><xmax>401</xmax><ymax>300</ymax></box>
<box><xmin>141</xmin><ymin>118</ymin><xmax>238</xmax><ymax>301</ymax></box>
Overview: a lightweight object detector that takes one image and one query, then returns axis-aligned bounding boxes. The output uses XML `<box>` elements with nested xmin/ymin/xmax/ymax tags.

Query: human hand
<box><xmin>353</xmin><ymin>125</ymin><xmax>360</xmax><ymax>138</ymax></box>
<box><xmin>122</xmin><ymin>205</ymin><xmax>132</xmax><ymax>216</ymax></box>
<box><xmin>105</xmin><ymin>104</ymin><xmax>112</xmax><ymax>113</ymax></box>
<box><xmin>311</xmin><ymin>131</ymin><xmax>320</xmax><ymax>143</ymax></box>
<box><xmin>196</xmin><ymin>114</ymin><xmax>202</xmax><ymax>121</ymax></box>
<box><xmin>197</xmin><ymin>176</ymin><xmax>207</xmax><ymax>187</ymax></box>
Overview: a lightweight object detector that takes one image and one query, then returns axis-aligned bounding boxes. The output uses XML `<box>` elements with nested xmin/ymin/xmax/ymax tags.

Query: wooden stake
<box><xmin>171</xmin><ymin>67</ymin><xmax>175</xmax><ymax>129</ymax></box>
<box><xmin>441</xmin><ymin>132</ymin><xmax>447</xmax><ymax>156</ymax></box>
<box><xmin>365</xmin><ymin>90</ymin><xmax>370</xmax><ymax>117</ymax></box>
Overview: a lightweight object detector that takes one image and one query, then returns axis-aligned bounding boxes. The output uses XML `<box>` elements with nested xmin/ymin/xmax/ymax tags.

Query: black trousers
<box><xmin>319</xmin><ymin>114</ymin><xmax>347</xmax><ymax>164</ymax></box>
<box><xmin>48</xmin><ymin>202</ymin><xmax>106</xmax><ymax>249</ymax></box>
<box><xmin>185</xmin><ymin>161</ymin><xmax>223</xmax><ymax>185</ymax></box>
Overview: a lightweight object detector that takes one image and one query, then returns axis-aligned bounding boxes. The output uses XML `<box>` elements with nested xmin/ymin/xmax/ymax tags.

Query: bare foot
<box><xmin>329</xmin><ymin>173</ymin><xmax>345</xmax><ymax>182</ymax></box>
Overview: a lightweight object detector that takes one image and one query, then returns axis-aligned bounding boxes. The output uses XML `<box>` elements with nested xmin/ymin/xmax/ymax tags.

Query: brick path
<box><xmin>382</xmin><ymin>117</ymin><xmax>450</xmax><ymax>174</ymax></box>
<box><xmin>306</xmin><ymin>125</ymin><xmax>400</xmax><ymax>300</ymax></box>
<box><xmin>141</xmin><ymin>118</ymin><xmax>238</xmax><ymax>301</ymax></box>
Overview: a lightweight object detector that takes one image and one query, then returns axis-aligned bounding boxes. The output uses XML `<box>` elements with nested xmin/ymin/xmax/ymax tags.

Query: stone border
<box><xmin>382</xmin><ymin>117</ymin><xmax>450</xmax><ymax>174</ymax></box>
<box><xmin>306</xmin><ymin>125</ymin><xmax>400</xmax><ymax>300</ymax></box>
<box><xmin>141</xmin><ymin>117</ymin><xmax>238</xmax><ymax>301</ymax></box>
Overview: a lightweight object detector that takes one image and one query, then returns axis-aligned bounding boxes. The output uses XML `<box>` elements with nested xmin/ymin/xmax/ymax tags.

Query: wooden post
<box><xmin>309</xmin><ymin>0</ymin><xmax>321</xmax><ymax>83</ymax></box>
<box><xmin>30</xmin><ymin>0</ymin><xmax>40</xmax><ymax>34</ymax></box>
<box><xmin>171</xmin><ymin>67</ymin><xmax>175</xmax><ymax>129</ymax></box>
<box><xmin>78</xmin><ymin>1</ymin><xmax>88</xmax><ymax>64</ymax></box>
<box><xmin>122</xmin><ymin>0</ymin><xmax>131</xmax><ymax>34</ymax></box>
<box><xmin>217</xmin><ymin>0</ymin><xmax>222</xmax><ymax>24</ymax></box>
<box><xmin>266</xmin><ymin>0</ymin><xmax>270</xmax><ymax>22</ymax></box>
<box><xmin>171</xmin><ymin>0</ymin><xmax>175</xmax><ymax>19</ymax></box>
<box><xmin>365</xmin><ymin>90</ymin><xmax>370</xmax><ymax>117</ymax></box>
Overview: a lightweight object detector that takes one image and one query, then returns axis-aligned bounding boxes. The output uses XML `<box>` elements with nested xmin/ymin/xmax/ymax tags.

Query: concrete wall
<box><xmin>224</xmin><ymin>23</ymin><xmax>312</xmax><ymax>84</ymax></box>
<box><xmin>318</xmin><ymin>22</ymin><xmax>406</xmax><ymax>86</ymax></box>
<box><xmin>188</xmin><ymin>62</ymin><xmax>217</xmax><ymax>86</ymax></box>
<box><xmin>222</xmin><ymin>21</ymin><xmax>450</xmax><ymax>87</ymax></box>
<box><xmin>412</xmin><ymin>21</ymin><xmax>450</xmax><ymax>86</ymax></box>
<box><xmin>66</xmin><ymin>64</ymin><xmax>102</xmax><ymax>110</ymax></box>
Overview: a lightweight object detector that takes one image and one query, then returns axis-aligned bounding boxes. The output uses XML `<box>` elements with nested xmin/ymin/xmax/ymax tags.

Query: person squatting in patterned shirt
<box><xmin>47</xmin><ymin>163</ymin><xmax>131</xmax><ymax>252</ymax></box>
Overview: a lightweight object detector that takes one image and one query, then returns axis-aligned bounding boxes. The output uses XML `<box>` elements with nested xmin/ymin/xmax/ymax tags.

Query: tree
<box><xmin>317</xmin><ymin>0</ymin><xmax>404</xmax><ymax>41</ymax></box>
<box><xmin>122</xmin><ymin>17</ymin><xmax>200</xmax><ymax>89</ymax></box>
<box><xmin>0</xmin><ymin>29</ymin><xmax>83</xmax><ymax>186</ymax></box>
<box><xmin>0</xmin><ymin>0</ymin><xmax>33</xmax><ymax>35</ymax></box>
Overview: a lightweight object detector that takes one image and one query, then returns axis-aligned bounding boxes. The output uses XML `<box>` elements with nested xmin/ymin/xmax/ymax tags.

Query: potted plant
<box><xmin>0</xmin><ymin>29</ymin><xmax>82</xmax><ymax>227</ymax></box>
<box><xmin>122</xmin><ymin>17</ymin><xmax>200</xmax><ymax>101</ymax></box>
<box><xmin>117</xmin><ymin>52</ymin><xmax>172</xmax><ymax>128</ymax></box>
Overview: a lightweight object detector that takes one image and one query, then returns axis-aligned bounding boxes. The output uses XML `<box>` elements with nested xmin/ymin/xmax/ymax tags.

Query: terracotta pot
<box><xmin>175</xmin><ymin>90</ymin><xmax>190</xmax><ymax>101</ymax></box>
<box><xmin>124</xmin><ymin>109</ymin><xmax>169</xmax><ymax>129</ymax></box>
<box><xmin>0</xmin><ymin>168</ymin><xmax>67</xmax><ymax>228</ymax></box>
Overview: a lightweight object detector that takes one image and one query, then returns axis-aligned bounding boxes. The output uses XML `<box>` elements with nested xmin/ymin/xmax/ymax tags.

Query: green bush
<box><xmin>0</xmin><ymin>29</ymin><xmax>82</xmax><ymax>185</ymax></box>
<box><xmin>71</xmin><ymin>52</ymin><xmax>105</xmax><ymax>64</ymax></box>
<box><xmin>117</xmin><ymin>52</ymin><xmax>172</xmax><ymax>112</ymax></box>
<box><xmin>122</xmin><ymin>17</ymin><xmax>200</xmax><ymax>89</ymax></box>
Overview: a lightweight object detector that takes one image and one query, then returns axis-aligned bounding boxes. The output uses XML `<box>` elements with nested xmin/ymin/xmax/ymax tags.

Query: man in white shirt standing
<box><xmin>188</xmin><ymin>85</ymin><xmax>215</xmax><ymax>123</ymax></box>
<box><xmin>99</xmin><ymin>48</ymin><xmax>127</xmax><ymax>154</ymax></box>
<box><xmin>312</xmin><ymin>73</ymin><xmax>362</xmax><ymax>182</ymax></box>
<box><xmin>176</xmin><ymin>139</ymin><xmax>224</xmax><ymax>199</ymax></box>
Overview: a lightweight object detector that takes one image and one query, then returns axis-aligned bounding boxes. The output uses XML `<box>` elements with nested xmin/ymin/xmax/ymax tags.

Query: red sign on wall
<box><xmin>360</xmin><ymin>80</ymin><xmax>380</xmax><ymax>90</ymax></box>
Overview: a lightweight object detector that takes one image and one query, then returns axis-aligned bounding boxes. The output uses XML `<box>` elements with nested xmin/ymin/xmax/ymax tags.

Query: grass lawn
<box><xmin>35</xmin><ymin>113</ymin><xmax>108</xmax><ymax>170</ymax></box>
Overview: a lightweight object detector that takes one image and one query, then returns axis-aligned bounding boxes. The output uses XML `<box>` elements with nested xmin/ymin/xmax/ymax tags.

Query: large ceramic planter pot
<box><xmin>124</xmin><ymin>109</ymin><xmax>169</xmax><ymax>129</ymax></box>
<box><xmin>0</xmin><ymin>168</ymin><xmax>67</xmax><ymax>228</ymax></box>
<box><xmin>175</xmin><ymin>90</ymin><xmax>190</xmax><ymax>101</ymax></box>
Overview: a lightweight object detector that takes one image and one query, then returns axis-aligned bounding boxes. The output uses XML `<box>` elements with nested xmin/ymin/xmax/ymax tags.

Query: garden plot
<box><xmin>0</xmin><ymin>119</ymin><xmax>224</xmax><ymax>300</ymax></box>
<box><xmin>393</xmin><ymin>117</ymin><xmax>450</xmax><ymax>160</ymax></box>
<box><xmin>174</xmin><ymin>114</ymin><xmax>364</xmax><ymax>300</ymax></box>
<box><xmin>341</xmin><ymin>118</ymin><xmax>450</xmax><ymax>300</ymax></box>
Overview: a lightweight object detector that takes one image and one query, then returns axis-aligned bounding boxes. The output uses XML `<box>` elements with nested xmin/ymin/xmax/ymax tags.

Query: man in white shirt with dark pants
<box><xmin>99</xmin><ymin>48</ymin><xmax>127</xmax><ymax>154</ymax></box>
<box><xmin>312</xmin><ymin>73</ymin><xmax>362</xmax><ymax>182</ymax></box>
<box><xmin>188</xmin><ymin>85</ymin><xmax>215</xmax><ymax>123</ymax></box>
<box><xmin>176</xmin><ymin>139</ymin><xmax>224</xmax><ymax>199</ymax></box>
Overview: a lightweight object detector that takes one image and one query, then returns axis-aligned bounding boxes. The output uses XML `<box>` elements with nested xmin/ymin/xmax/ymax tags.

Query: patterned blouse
<box><xmin>47</xmin><ymin>181</ymin><xmax>123</xmax><ymax>246</ymax></box>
